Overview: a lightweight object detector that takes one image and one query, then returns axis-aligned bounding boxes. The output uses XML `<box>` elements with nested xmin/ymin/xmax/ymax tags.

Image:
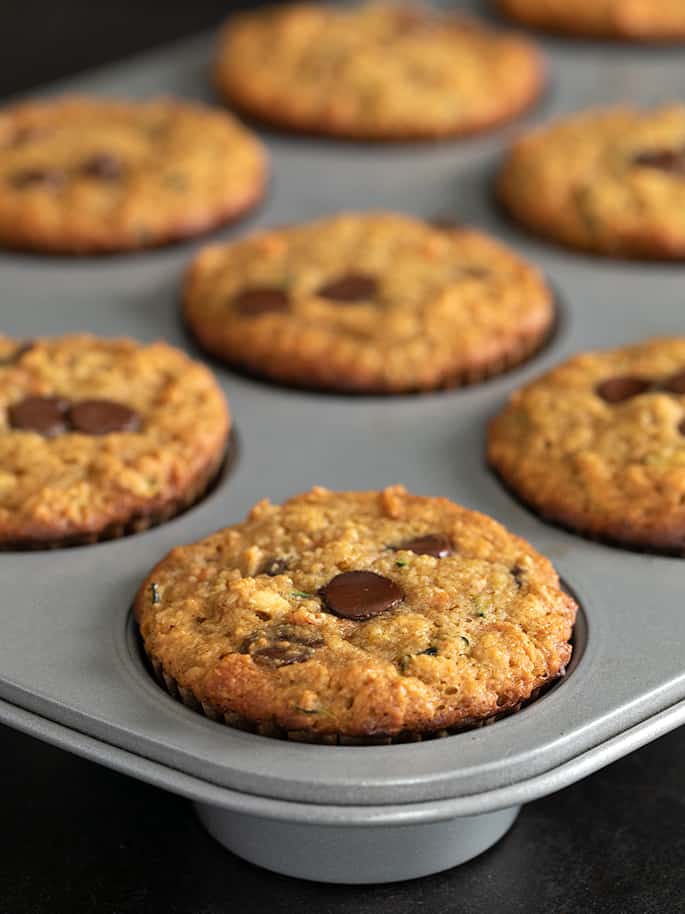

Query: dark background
<box><xmin>1</xmin><ymin>3</ymin><xmax>684</xmax><ymax>912</ymax></box>
<box><xmin>0</xmin><ymin>0</ymin><xmax>279</xmax><ymax>99</ymax></box>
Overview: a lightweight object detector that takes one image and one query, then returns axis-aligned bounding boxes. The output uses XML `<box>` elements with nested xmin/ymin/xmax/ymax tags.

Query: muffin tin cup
<box><xmin>1</xmin><ymin>5</ymin><xmax>685</xmax><ymax>884</ymax></box>
<box><xmin>194</xmin><ymin>800</ymin><xmax>522</xmax><ymax>884</ymax></box>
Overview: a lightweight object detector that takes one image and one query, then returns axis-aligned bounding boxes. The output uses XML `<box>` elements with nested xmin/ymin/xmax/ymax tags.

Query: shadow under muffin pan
<box><xmin>1</xmin><ymin>10</ymin><xmax>685</xmax><ymax>883</ymax></box>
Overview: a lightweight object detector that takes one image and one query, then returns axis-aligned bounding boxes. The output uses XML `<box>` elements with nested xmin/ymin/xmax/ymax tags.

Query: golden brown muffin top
<box><xmin>498</xmin><ymin>106</ymin><xmax>685</xmax><ymax>259</ymax></box>
<box><xmin>489</xmin><ymin>337</ymin><xmax>685</xmax><ymax>554</ymax></box>
<box><xmin>216</xmin><ymin>2</ymin><xmax>544</xmax><ymax>139</ymax></box>
<box><xmin>135</xmin><ymin>486</ymin><xmax>576</xmax><ymax>740</ymax></box>
<box><xmin>183</xmin><ymin>212</ymin><xmax>554</xmax><ymax>393</ymax></box>
<box><xmin>0</xmin><ymin>335</ymin><xmax>229</xmax><ymax>545</ymax></box>
<box><xmin>0</xmin><ymin>96</ymin><xmax>267</xmax><ymax>252</ymax></box>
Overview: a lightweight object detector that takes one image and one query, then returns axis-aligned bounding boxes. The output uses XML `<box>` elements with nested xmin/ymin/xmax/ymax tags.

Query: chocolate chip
<box><xmin>679</xmin><ymin>418</ymin><xmax>685</xmax><ymax>436</ymax></box>
<box><xmin>12</xmin><ymin>125</ymin><xmax>48</xmax><ymax>145</ymax></box>
<box><xmin>511</xmin><ymin>564</ymin><xmax>525</xmax><ymax>588</ymax></box>
<box><xmin>319</xmin><ymin>571</ymin><xmax>403</xmax><ymax>621</ymax></box>
<box><xmin>393</xmin><ymin>533</ymin><xmax>452</xmax><ymax>558</ymax></box>
<box><xmin>241</xmin><ymin>623</ymin><xmax>324</xmax><ymax>667</ymax></box>
<box><xmin>232</xmin><ymin>287</ymin><xmax>290</xmax><ymax>316</ymax></box>
<box><xmin>632</xmin><ymin>148</ymin><xmax>685</xmax><ymax>175</ymax></box>
<box><xmin>429</xmin><ymin>217</ymin><xmax>461</xmax><ymax>230</ymax></box>
<box><xmin>0</xmin><ymin>341</ymin><xmax>33</xmax><ymax>366</ymax></box>
<box><xmin>261</xmin><ymin>557</ymin><xmax>289</xmax><ymax>577</ymax></box>
<box><xmin>80</xmin><ymin>153</ymin><xmax>124</xmax><ymax>180</ymax></box>
<box><xmin>662</xmin><ymin>370</ymin><xmax>685</xmax><ymax>395</ymax></box>
<box><xmin>9</xmin><ymin>168</ymin><xmax>63</xmax><ymax>189</ymax></box>
<box><xmin>8</xmin><ymin>396</ymin><xmax>69</xmax><ymax>437</ymax></box>
<box><xmin>69</xmin><ymin>400</ymin><xmax>140</xmax><ymax>435</ymax></box>
<box><xmin>316</xmin><ymin>273</ymin><xmax>378</xmax><ymax>303</ymax></box>
<box><xmin>461</xmin><ymin>266</ymin><xmax>491</xmax><ymax>279</ymax></box>
<box><xmin>596</xmin><ymin>376</ymin><xmax>652</xmax><ymax>404</ymax></box>
<box><xmin>394</xmin><ymin>8</ymin><xmax>429</xmax><ymax>33</ymax></box>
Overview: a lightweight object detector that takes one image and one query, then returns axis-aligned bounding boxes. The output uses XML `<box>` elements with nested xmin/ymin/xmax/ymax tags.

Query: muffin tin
<box><xmin>1</xmin><ymin>3</ymin><xmax>685</xmax><ymax>884</ymax></box>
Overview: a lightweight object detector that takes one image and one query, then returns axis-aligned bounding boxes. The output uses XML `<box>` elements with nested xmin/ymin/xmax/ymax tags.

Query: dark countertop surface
<box><xmin>1</xmin><ymin>722</ymin><xmax>684</xmax><ymax>914</ymax></box>
<box><xmin>0</xmin><ymin>3</ymin><xmax>683</xmax><ymax>912</ymax></box>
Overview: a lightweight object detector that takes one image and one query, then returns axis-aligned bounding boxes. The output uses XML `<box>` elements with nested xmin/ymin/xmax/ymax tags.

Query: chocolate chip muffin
<box><xmin>0</xmin><ymin>96</ymin><xmax>267</xmax><ymax>253</ymax></box>
<box><xmin>215</xmin><ymin>3</ymin><xmax>545</xmax><ymax>141</ymax></box>
<box><xmin>498</xmin><ymin>105</ymin><xmax>685</xmax><ymax>259</ymax></box>
<box><xmin>496</xmin><ymin>0</ymin><xmax>685</xmax><ymax>41</ymax></box>
<box><xmin>488</xmin><ymin>338</ymin><xmax>685</xmax><ymax>555</ymax></box>
<box><xmin>0</xmin><ymin>335</ymin><xmax>230</xmax><ymax>547</ymax></box>
<box><xmin>182</xmin><ymin>212</ymin><xmax>554</xmax><ymax>394</ymax></box>
<box><xmin>134</xmin><ymin>486</ymin><xmax>577</xmax><ymax>743</ymax></box>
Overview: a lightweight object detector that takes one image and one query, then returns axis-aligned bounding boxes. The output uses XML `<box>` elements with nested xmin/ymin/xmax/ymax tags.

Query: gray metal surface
<box><xmin>194</xmin><ymin>802</ymin><xmax>522</xmax><ymax>883</ymax></box>
<box><xmin>0</xmin><ymin>2</ymin><xmax>684</xmax><ymax>822</ymax></box>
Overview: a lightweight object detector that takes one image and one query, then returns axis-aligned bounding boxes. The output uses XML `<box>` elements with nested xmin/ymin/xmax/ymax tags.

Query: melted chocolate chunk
<box><xmin>8</xmin><ymin>396</ymin><xmax>69</xmax><ymax>437</ymax></box>
<box><xmin>69</xmin><ymin>400</ymin><xmax>140</xmax><ymax>435</ymax></box>
<box><xmin>511</xmin><ymin>564</ymin><xmax>525</xmax><ymax>588</ymax></box>
<box><xmin>429</xmin><ymin>217</ymin><xmax>461</xmax><ymax>230</ymax></box>
<box><xmin>393</xmin><ymin>533</ymin><xmax>452</xmax><ymax>558</ymax></box>
<box><xmin>233</xmin><ymin>287</ymin><xmax>290</xmax><ymax>316</ymax></box>
<box><xmin>394</xmin><ymin>8</ymin><xmax>430</xmax><ymax>33</ymax></box>
<box><xmin>632</xmin><ymin>148</ymin><xmax>685</xmax><ymax>175</ymax></box>
<box><xmin>596</xmin><ymin>376</ymin><xmax>652</xmax><ymax>404</ymax></box>
<box><xmin>12</xmin><ymin>125</ymin><xmax>48</xmax><ymax>146</ymax></box>
<box><xmin>317</xmin><ymin>273</ymin><xmax>378</xmax><ymax>303</ymax></box>
<box><xmin>679</xmin><ymin>417</ymin><xmax>685</xmax><ymax>437</ymax></box>
<box><xmin>9</xmin><ymin>168</ymin><xmax>63</xmax><ymax>189</ymax></box>
<box><xmin>261</xmin><ymin>557</ymin><xmax>289</xmax><ymax>577</ymax></box>
<box><xmin>662</xmin><ymin>370</ymin><xmax>685</xmax><ymax>395</ymax></box>
<box><xmin>80</xmin><ymin>153</ymin><xmax>124</xmax><ymax>180</ymax></box>
<box><xmin>241</xmin><ymin>623</ymin><xmax>324</xmax><ymax>667</ymax></box>
<box><xmin>319</xmin><ymin>571</ymin><xmax>403</xmax><ymax>621</ymax></box>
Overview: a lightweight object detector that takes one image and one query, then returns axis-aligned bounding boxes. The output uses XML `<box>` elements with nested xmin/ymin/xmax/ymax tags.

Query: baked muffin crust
<box><xmin>135</xmin><ymin>486</ymin><xmax>576</xmax><ymax>741</ymax></box>
<box><xmin>498</xmin><ymin>106</ymin><xmax>685</xmax><ymax>259</ymax></box>
<box><xmin>489</xmin><ymin>338</ymin><xmax>685</xmax><ymax>554</ymax></box>
<box><xmin>183</xmin><ymin>212</ymin><xmax>554</xmax><ymax>393</ymax></box>
<box><xmin>0</xmin><ymin>96</ymin><xmax>267</xmax><ymax>253</ymax></box>
<box><xmin>497</xmin><ymin>0</ymin><xmax>685</xmax><ymax>41</ymax></box>
<box><xmin>215</xmin><ymin>3</ymin><xmax>545</xmax><ymax>140</ymax></box>
<box><xmin>0</xmin><ymin>335</ymin><xmax>230</xmax><ymax>546</ymax></box>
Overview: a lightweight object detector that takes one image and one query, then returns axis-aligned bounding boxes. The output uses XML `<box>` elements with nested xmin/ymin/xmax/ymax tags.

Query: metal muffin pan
<box><xmin>1</xmin><ymin>3</ymin><xmax>685</xmax><ymax>883</ymax></box>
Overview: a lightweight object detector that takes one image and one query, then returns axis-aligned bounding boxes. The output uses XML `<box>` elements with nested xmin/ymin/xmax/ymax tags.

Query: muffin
<box><xmin>488</xmin><ymin>337</ymin><xmax>685</xmax><ymax>554</ymax></box>
<box><xmin>0</xmin><ymin>95</ymin><xmax>267</xmax><ymax>253</ymax></box>
<box><xmin>215</xmin><ymin>2</ymin><xmax>545</xmax><ymax>141</ymax></box>
<box><xmin>135</xmin><ymin>486</ymin><xmax>577</xmax><ymax>743</ymax></box>
<box><xmin>182</xmin><ymin>212</ymin><xmax>555</xmax><ymax>394</ymax></box>
<box><xmin>496</xmin><ymin>0</ymin><xmax>685</xmax><ymax>42</ymax></box>
<box><xmin>498</xmin><ymin>105</ymin><xmax>685</xmax><ymax>259</ymax></box>
<box><xmin>0</xmin><ymin>334</ymin><xmax>230</xmax><ymax>547</ymax></box>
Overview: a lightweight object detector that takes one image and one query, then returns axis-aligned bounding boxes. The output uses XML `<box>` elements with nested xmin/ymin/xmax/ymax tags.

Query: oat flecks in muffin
<box><xmin>183</xmin><ymin>212</ymin><xmax>554</xmax><ymax>393</ymax></box>
<box><xmin>498</xmin><ymin>105</ymin><xmax>685</xmax><ymax>259</ymax></box>
<box><xmin>0</xmin><ymin>334</ymin><xmax>230</xmax><ymax>547</ymax></box>
<box><xmin>488</xmin><ymin>337</ymin><xmax>685</xmax><ymax>555</ymax></box>
<box><xmin>135</xmin><ymin>486</ymin><xmax>576</xmax><ymax>740</ymax></box>
<box><xmin>215</xmin><ymin>2</ymin><xmax>545</xmax><ymax>140</ymax></box>
<box><xmin>0</xmin><ymin>96</ymin><xmax>267</xmax><ymax>253</ymax></box>
<box><xmin>497</xmin><ymin>0</ymin><xmax>685</xmax><ymax>41</ymax></box>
